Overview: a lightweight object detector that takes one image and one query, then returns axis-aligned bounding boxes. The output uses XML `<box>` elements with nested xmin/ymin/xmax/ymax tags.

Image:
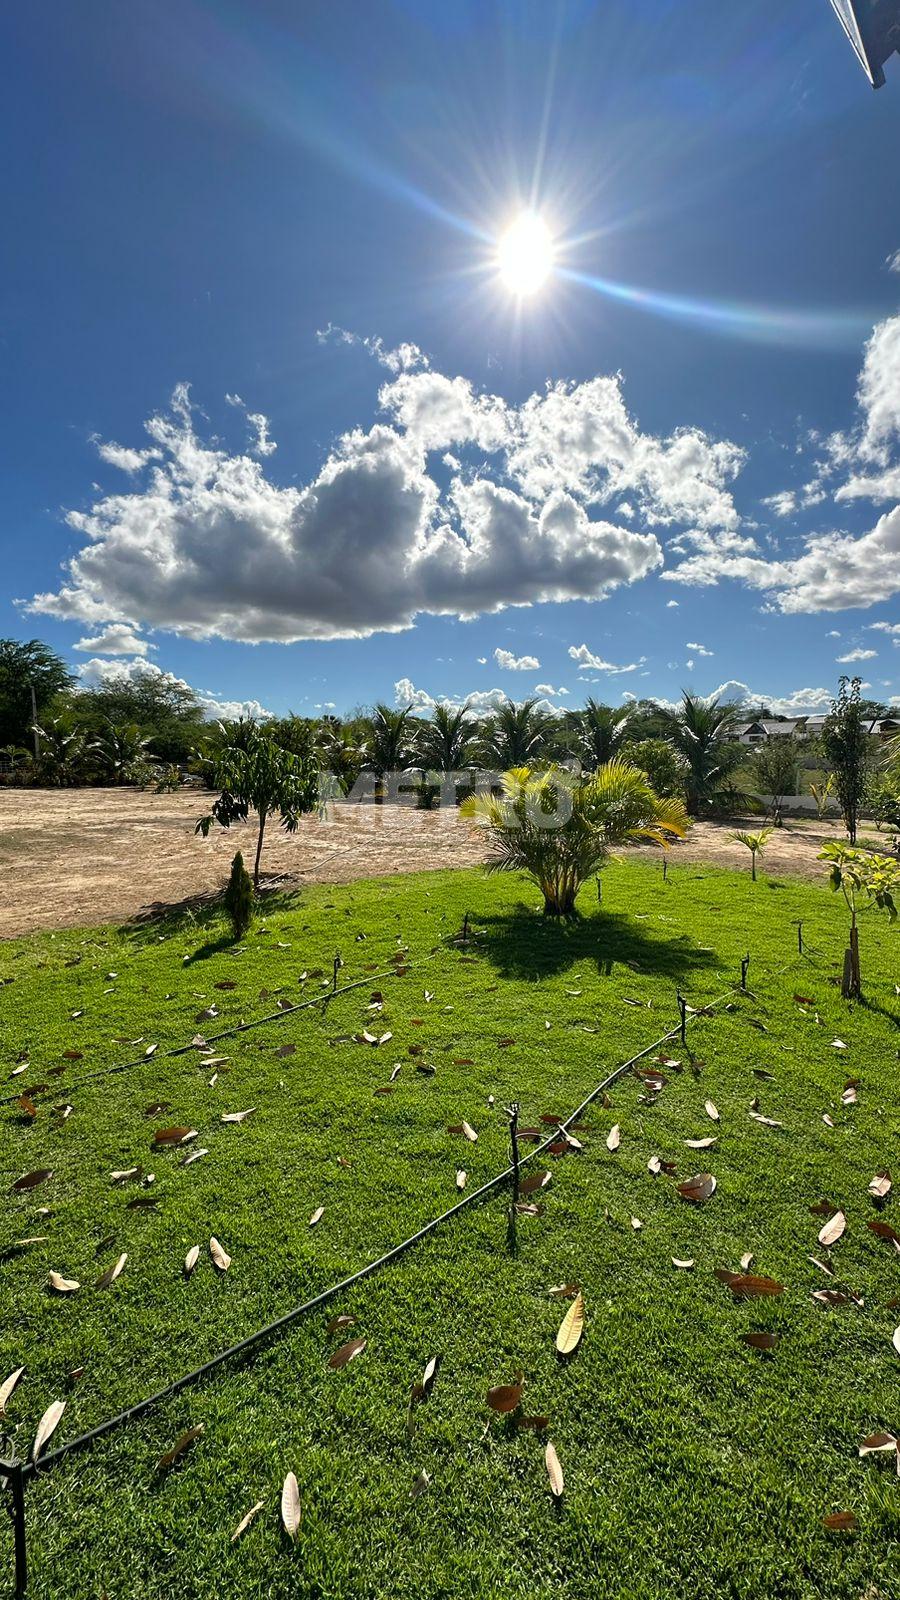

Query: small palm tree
<box><xmin>419</xmin><ymin>702</ymin><xmax>478</xmax><ymax>773</ymax></box>
<box><xmin>31</xmin><ymin>719</ymin><xmax>88</xmax><ymax>786</ymax></box>
<box><xmin>368</xmin><ymin>704</ymin><xmax>421</xmax><ymax>781</ymax></box>
<box><xmin>91</xmin><ymin>720</ymin><xmax>152</xmax><ymax>783</ymax></box>
<box><xmin>809</xmin><ymin>774</ymin><xmax>835</xmax><ymax>821</ymax></box>
<box><xmin>479</xmin><ymin>698</ymin><xmax>554</xmax><ymax>769</ymax></box>
<box><xmin>565</xmin><ymin>699</ymin><xmax>633</xmax><ymax>770</ymax></box>
<box><xmin>462</xmin><ymin>759</ymin><xmax>688</xmax><ymax>917</ymax></box>
<box><xmin>666</xmin><ymin>692</ymin><xmax>746</xmax><ymax>816</ymax></box>
<box><xmin>730</xmin><ymin>827</ymin><xmax>773</xmax><ymax>881</ymax></box>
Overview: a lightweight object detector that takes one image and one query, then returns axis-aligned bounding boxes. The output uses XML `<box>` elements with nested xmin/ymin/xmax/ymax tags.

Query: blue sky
<box><xmin>3</xmin><ymin>0</ymin><xmax>900</xmax><ymax>720</ymax></box>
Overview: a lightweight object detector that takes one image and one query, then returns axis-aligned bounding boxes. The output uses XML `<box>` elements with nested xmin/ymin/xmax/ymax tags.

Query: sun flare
<box><xmin>496</xmin><ymin>211</ymin><xmax>555</xmax><ymax>296</ymax></box>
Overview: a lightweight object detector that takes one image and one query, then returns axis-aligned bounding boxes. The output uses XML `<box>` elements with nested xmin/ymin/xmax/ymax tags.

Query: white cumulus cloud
<box><xmin>568</xmin><ymin>644</ymin><xmax>646</xmax><ymax>674</ymax></box>
<box><xmin>493</xmin><ymin>647</ymin><xmax>540</xmax><ymax>671</ymax></box>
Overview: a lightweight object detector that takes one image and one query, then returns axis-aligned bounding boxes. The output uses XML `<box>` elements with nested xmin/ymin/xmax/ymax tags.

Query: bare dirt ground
<box><xmin>0</xmin><ymin>787</ymin><xmax>863</xmax><ymax>937</ymax></box>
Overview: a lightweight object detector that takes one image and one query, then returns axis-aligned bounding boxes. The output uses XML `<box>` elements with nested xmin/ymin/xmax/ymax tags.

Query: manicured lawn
<box><xmin>1</xmin><ymin>858</ymin><xmax>899</xmax><ymax>1599</ymax></box>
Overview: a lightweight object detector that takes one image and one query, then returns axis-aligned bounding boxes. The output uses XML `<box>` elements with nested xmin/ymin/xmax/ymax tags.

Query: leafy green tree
<box><xmin>819</xmin><ymin>841</ymin><xmax>900</xmax><ymax>998</ymax></box>
<box><xmin>479</xmin><ymin>698</ymin><xmax>554</xmax><ymax>769</ymax></box>
<box><xmin>32</xmin><ymin>717</ymin><xmax>89</xmax><ymax>786</ymax></box>
<box><xmin>665</xmin><ymin>692</ymin><xmax>745</xmax><ymax>816</ymax></box>
<box><xmin>730</xmin><ymin>827</ymin><xmax>773</xmax><ymax>881</ymax></box>
<box><xmin>462</xmin><ymin>759</ymin><xmax>688</xmax><ymax>917</ymax></box>
<box><xmin>751</xmin><ymin>737</ymin><xmax>797</xmax><ymax>823</ymax></box>
<box><xmin>0</xmin><ymin>638</ymin><xmax>71</xmax><ymax>749</ymax></box>
<box><xmin>74</xmin><ymin>668</ymin><xmax>205</xmax><ymax>764</ymax></box>
<box><xmin>196</xmin><ymin>728</ymin><xmax>318</xmax><ymax>888</ymax></box>
<box><xmin>564</xmin><ymin>699</ymin><xmax>633</xmax><ymax>770</ymax></box>
<box><xmin>822</xmin><ymin>677</ymin><xmax>872</xmax><ymax>844</ymax></box>
<box><xmin>620</xmin><ymin>737</ymin><xmax>688</xmax><ymax>800</ymax></box>
<box><xmin>317</xmin><ymin>718</ymin><xmax>370</xmax><ymax>792</ymax></box>
<box><xmin>223</xmin><ymin>850</ymin><xmax>254</xmax><ymax>940</ymax></box>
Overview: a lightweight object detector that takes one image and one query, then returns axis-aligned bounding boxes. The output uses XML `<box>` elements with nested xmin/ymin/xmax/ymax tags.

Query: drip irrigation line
<box><xmin>12</xmin><ymin>987</ymin><xmax>734</xmax><ymax>1483</ymax></box>
<box><xmin>0</xmin><ymin>935</ymin><xmax>467</xmax><ymax>1112</ymax></box>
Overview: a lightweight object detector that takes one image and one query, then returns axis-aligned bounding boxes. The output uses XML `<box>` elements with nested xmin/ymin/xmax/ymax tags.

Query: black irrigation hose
<box><xmin>11</xmin><ymin>988</ymin><xmax>734</xmax><ymax>1483</ymax></box>
<box><xmin>0</xmin><ymin>936</ymin><xmax>464</xmax><ymax>1112</ymax></box>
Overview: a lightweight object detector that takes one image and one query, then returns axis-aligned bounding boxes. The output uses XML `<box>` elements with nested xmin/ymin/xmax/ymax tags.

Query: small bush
<box><xmin>223</xmin><ymin>850</ymin><xmax>254</xmax><ymax>940</ymax></box>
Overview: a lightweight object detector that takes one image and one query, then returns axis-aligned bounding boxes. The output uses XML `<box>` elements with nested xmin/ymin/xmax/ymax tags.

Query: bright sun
<box><xmin>496</xmin><ymin>211</ymin><xmax>555</xmax><ymax>296</ymax></box>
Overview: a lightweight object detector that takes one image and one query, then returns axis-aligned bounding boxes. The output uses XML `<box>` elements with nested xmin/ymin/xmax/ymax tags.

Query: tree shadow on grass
<box><xmin>473</xmin><ymin>903</ymin><xmax>722</xmax><ymax>985</ymax></box>
<box><xmin>121</xmin><ymin>881</ymin><xmax>303</xmax><ymax>953</ymax></box>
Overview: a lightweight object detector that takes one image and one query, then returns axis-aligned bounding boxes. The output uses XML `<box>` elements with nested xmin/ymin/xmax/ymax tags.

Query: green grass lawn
<box><xmin>1</xmin><ymin>858</ymin><xmax>899</xmax><ymax>1599</ymax></box>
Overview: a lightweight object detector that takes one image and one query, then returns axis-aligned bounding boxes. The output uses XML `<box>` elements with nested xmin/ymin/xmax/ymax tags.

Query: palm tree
<box><xmin>479</xmin><ymin>698</ymin><xmax>554</xmax><ymax>769</ymax></box>
<box><xmin>565</xmin><ymin>699</ymin><xmax>634</xmax><ymax>770</ymax></box>
<box><xmin>317</xmin><ymin>718</ymin><xmax>370</xmax><ymax>792</ymax></box>
<box><xmin>31</xmin><ymin>718</ymin><xmax>89</xmax><ymax>786</ymax></box>
<box><xmin>90</xmin><ymin>720</ymin><xmax>152</xmax><ymax>783</ymax></box>
<box><xmin>665</xmin><ymin>692</ymin><xmax>745</xmax><ymax>816</ymax></box>
<box><xmin>419</xmin><ymin>702</ymin><xmax>478</xmax><ymax>773</ymax></box>
<box><xmin>367</xmin><ymin>704</ymin><xmax>421</xmax><ymax>795</ymax></box>
<box><xmin>462</xmin><ymin>759</ymin><xmax>688</xmax><ymax>917</ymax></box>
<box><xmin>730</xmin><ymin>828</ymin><xmax>773</xmax><ymax>882</ymax></box>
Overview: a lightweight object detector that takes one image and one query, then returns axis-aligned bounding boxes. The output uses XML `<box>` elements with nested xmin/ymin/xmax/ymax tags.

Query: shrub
<box><xmin>223</xmin><ymin>851</ymin><xmax>254</xmax><ymax>941</ymax></box>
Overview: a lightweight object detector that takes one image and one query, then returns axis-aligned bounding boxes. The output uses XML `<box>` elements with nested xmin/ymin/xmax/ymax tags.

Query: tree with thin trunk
<box><xmin>564</xmin><ymin>699</ymin><xmax>633</xmax><ymax>770</ymax></box>
<box><xmin>196</xmin><ymin>729</ymin><xmax>318</xmax><ymax>888</ymax></box>
<box><xmin>819</xmin><ymin>842</ymin><xmax>900</xmax><ymax>998</ymax></box>
<box><xmin>419</xmin><ymin>702</ymin><xmax>478</xmax><ymax>773</ymax></box>
<box><xmin>479</xmin><ymin>698</ymin><xmax>554</xmax><ymax>769</ymax></box>
<box><xmin>730</xmin><ymin>828</ymin><xmax>773</xmax><ymax>881</ymax></box>
<box><xmin>822</xmin><ymin>677</ymin><xmax>872</xmax><ymax>845</ymax></box>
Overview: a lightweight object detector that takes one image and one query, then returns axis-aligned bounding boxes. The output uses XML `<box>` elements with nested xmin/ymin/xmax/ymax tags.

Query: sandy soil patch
<box><xmin>0</xmin><ymin>787</ymin><xmax>861</xmax><ymax>936</ymax></box>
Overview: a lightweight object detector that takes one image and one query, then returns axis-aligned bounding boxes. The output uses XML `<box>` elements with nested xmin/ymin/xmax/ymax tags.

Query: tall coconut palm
<box><xmin>479</xmin><ymin>698</ymin><xmax>554</xmax><ymax>769</ymax></box>
<box><xmin>565</xmin><ymin>699</ymin><xmax>634</xmax><ymax>770</ymax></box>
<box><xmin>419</xmin><ymin>702</ymin><xmax>478</xmax><ymax>773</ymax></box>
<box><xmin>462</xmin><ymin>759</ymin><xmax>688</xmax><ymax>917</ymax></box>
<box><xmin>665</xmin><ymin>692</ymin><xmax>745</xmax><ymax>816</ymax></box>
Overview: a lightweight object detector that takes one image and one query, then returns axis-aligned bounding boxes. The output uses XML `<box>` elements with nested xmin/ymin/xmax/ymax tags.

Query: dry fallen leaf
<box><xmin>859</xmin><ymin>1433</ymin><xmax>897</xmax><ymax>1456</ymax></box>
<box><xmin>555</xmin><ymin>1291</ymin><xmax>585</xmax><ymax>1356</ymax></box>
<box><xmin>685</xmin><ymin>1137</ymin><xmax>717</xmax><ymax>1150</ymax></box>
<box><xmin>456</xmin><ymin>1170</ymin><xmax>467</xmax><ymax>1190</ymax></box>
<box><xmin>606</xmin><ymin>1124</ymin><xmax>621</xmax><ymax>1152</ymax></box>
<box><xmin>48</xmin><ymin>1271</ymin><xmax>80</xmax><ymax>1294</ymax></box>
<box><xmin>742</xmin><ymin>1332</ymin><xmax>779</xmax><ymax>1351</ymax></box>
<box><xmin>281</xmin><ymin>1472</ymin><xmax>301</xmax><ymax>1540</ymax></box>
<box><xmin>328</xmin><ymin>1337</ymin><xmax>366</xmax><ymax>1370</ymax></box>
<box><xmin>209</xmin><ymin>1237</ymin><xmax>231</xmax><ymax>1272</ymax></box>
<box><xmin>823</xmin><ymin>1511</ymin><xmax>857</xmax><ymax>1532</ymax></box>
<box><xmin>678</xmin><ymin>1173</ymin><xmax>716</xmax><ymax>1205</ymax></box>
<box><xmin>221</xmin><ymin>1108</ymin><xmax>256</xmax><ymax>1124</ymax></box>
<box><xmin>0</xmin><ymin>1367</ymin><xmax>25</xmax><ymax>1416</ymax></box>
<box><xmin>869</xmin><ymin>1172</ymin><xmax>892</xmax><ymax>1201</ymax></box>
<box><xmin>520</xmin><ymin>1170</ymin><xmax>552</xmax><ymax>1197</ymax></box>
<box><xmin>410</xmin><ymin>1469</ymin><xmax>431</xmax><ymax>1500</ymax></box>
<box><xmin>548</xmin><ymin>1283</ymin><xmax>579</xmax><ymax>1299</ymax></box>
<box><xmin>95</xmin><ymin>1253</ymin><xmax>127</xmax><ymax>1290</ymax></box>
<box><xmin>184</xmin><ymin>1245</ymin><xmax>200</xmax><ymax>1276</ymax></box>
<box><xmin>309</xmin><ymin>1207</ymin><xmax>325</xmax><ymax>1228</ymax></box>
<box><xmin>153</xmin><ymin>1126</ymin><xmax>197</xmax><ymax>1147</ymax></box>
<box><xmin>545</xmin><ymin>1440</ymin><xmax>564</xmax><ymax>1499</ymax></box>
<box><xmin>231</xmin><ymin>1499</ymin><xmax>265</xmax><ymax>1541</ymax></box>
<box><xmin>158</xmin><ymin>1424</ymin><xmax>204</xmax><ymax>1471</ymax></box>
<box><xmin>704</xmin><ymin>1100</ymin><xmax>720</xmax><ymax>1122</ymax></box>
<box><xmin>326</xmin><ymin>1315</ymin><xmax>355</xmax><ymax>1335</ymax></box>
<box><xmin>818</xmin><ymin>1211</ymin><xmax>846</xmax><ymax>1249</ymax></box>
<box><xmin>868</xmin><ymin>1220</ymin><xmax>900</xmax><ymax>1246</ymax></box>
<box><xmin>719</xmin><ymin>1272</ymin><xmax>784</xmax><ymax>1300</ymax></box>
<box><xmin>893</xmin><ymin>1327</ymin><xmax>900</xmax><ymax>1359</ymax></box>
<box><xmin>11</xmin><ymin>1168</ymin><xmax>53</xmax><ymax>1193</ymax></box>
<box><xmin>32</xmin><ymin>1399</ymin><xmax>66</xmax><ymax>1460</ymax></box>
<box><xmin>672</xmin><ymin>1258</ymin><xmax>694</xmax><ymax>1270</ymax></box>
<box><xmin>486</xmin><ymin>1377</ymin><xmax>525</xmax><ymax>1413</ymax></box>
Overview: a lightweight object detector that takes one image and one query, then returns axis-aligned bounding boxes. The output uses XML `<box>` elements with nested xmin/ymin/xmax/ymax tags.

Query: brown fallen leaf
<box><xmin>823</xmin><ymin>1511</ymin><xmax>857</xmax><ymax>1532</ymax></box>
<box><xmin>678</xmin><ymin>1173</ymin><xmax>716</xmax><ymax>1205</ymax></box>
<box><xmin>0</xmin><ymin>1367</ymin><xmax>25</xmax><ymax>1415</ymax></box>
<box><xmin>813</xmin><ymin>1289</ymin><xmax>851</xmax><ymax>1307</ymax></box>
<box><xmin>518</xmin><ymin>1414</ymin><xmax>549</xmax><ymax>1430</ymax></box>
<box><xmin>95</xmin><ymin>1253</ymin><xmax>127</xmax><ymax>1290</ymax></box>
<box><xmin>328</xmin><ymin>1337</ymin><xmax>366</xmax><ymax>1370</ymax></box>
<box><xmin>742</xmin><ymin>1332</ymin><xmax>779</xmax><ymax>1351</ymax></box>
<box><xmin>231</xmin><ymin>1499</ymin><xmax>265</xmax><ymax>1542</ymax></box>
<box><xmin>326</xmin><ymin>1315</ymin><xmax>355</xmax><ymax>1335</ymax></box>
<box><xmin>209</xmin><ymin>1237</ymin><xmax>231</xmax><ymax>1272</ymax></box>
<box><xmin>159</xmin><ymin>1424</ymin><xmax>204</xmax><ymax>1471</ymax></box>
<box><xmin>859</xmin><ymin>1432</ymin><xmax>897</xmax><ymax>1456</ymax></box>
<box><xmin>548</xmin><ymin>1283</ymin><xmax>579</xmax><ymax>1299</ymax></box>
<box><xmin>153</xmin><ymin>1126</ymin><xmax>197</xmax><ymax>1147</ymax></box>
<box><xmin>545</xmin><ymin>1440</ymin><xmax>564</xmax><ymax>1499</ymax></box>
<box><xmin>486</xmin><ymin>1376</ymin><xmax>525</xmax><ymax>1413</ymax></box>
<box><xmin>868</xmin><ymin>1219</ymin><xmax>900</xmax><ymax>1246</ymax></box>
<box><xmin>520</xmin><ymin>1170</ymin><xmax>552</xmax><ymax>1197</ymax></box>
<box><xmin>48</xmin><ymin>1271</ymin><xmax>80</xmax><ymax>1294</ymax></box>
<box><xmin>281</xmin><ymin>1472</ymin><xmax>301</xmax><ymax>1540</ymax></box>
<box><xmin>818</xmin><ymin>1211</ymin><xmax>846</xmax><ymax>1249</ymax></box>
<box><xmin>11</xmin><ymin>1168</ymin><xmax>52</xmax><ymax>1193</ymax></box>
<box><xmin>556</xmin><ymin>1291</ymin><xmax>585</xmax><ymax>1356</ymax></box>
<box><xmin>868</xmin><ymin>1171</ymin><xmax>892</xmax><ymax>1201</ymax></box>
<box><xmin>720</xmin><ymin>1273</ymin><xmax>784</xmax><ymax>1300</ymax></box>
<box><xmin>32</xmin><ymin>1399</ymin><xmax>65</xmax><ymax>1460</ymax></box>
